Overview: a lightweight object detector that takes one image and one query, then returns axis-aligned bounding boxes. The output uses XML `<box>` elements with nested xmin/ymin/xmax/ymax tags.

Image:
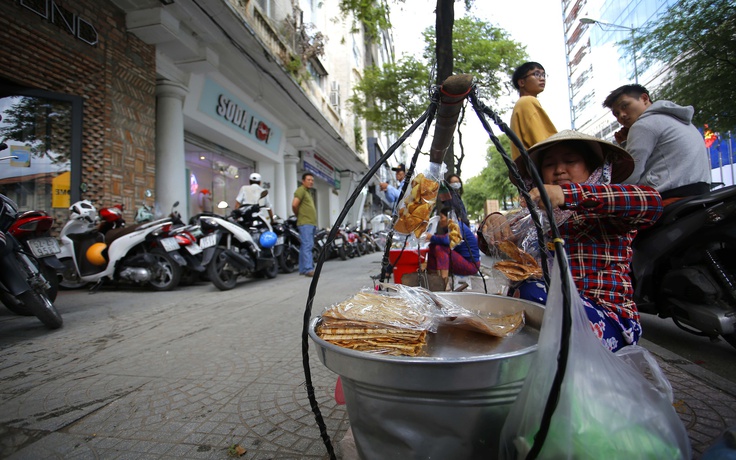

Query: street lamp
<box><xmin>580</xmin><ymin>17</ymin><xmax>639</xmax><ymax>84</ymax></box>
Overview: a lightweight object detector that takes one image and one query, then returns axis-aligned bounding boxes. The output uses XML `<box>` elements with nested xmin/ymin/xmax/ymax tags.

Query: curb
<box><xmin>639</xmin><ymin>338</ymin><xmax>736</xmax><ymax>398</ymax></box>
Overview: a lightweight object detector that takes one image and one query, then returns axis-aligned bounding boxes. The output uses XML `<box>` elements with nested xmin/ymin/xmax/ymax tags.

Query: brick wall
<box><xmin>0</xmin><ymin>0</ymin><xmax>156</xmax><ymax>221</ymax></box>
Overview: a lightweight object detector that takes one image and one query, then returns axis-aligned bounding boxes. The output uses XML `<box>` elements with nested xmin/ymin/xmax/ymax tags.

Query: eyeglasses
<box><xmin>523</xmin><ymin>71</ymin><xmax>547</xmax><ymax>79</ymax></box>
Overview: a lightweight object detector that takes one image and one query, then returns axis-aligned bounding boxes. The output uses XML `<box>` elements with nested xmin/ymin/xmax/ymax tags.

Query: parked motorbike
<box><xmin>0</xmin><ymin>162</ymin><xmax>63</xmax><ymax>329</ymax></box>
<box><xmin>343</xmin><ymin>225</ymin><xmax>363</xmax><ymax>258</ymax></box>
<box><xmin>273</xmin><ymin>215</ymin><xmax>300</xmax><ymax>273</ymax></box>
<box><xmin>58</xmin><ymin>200</ymin><xmax>182</xmax><ymax>291</ymax></box>
<box><xmin>192</xmin><ymin>200</ymin><xmax>279</xmax><ymax>291</ymax></box>
<box><xmin>632</xmin><ymin>184</ymin><xmax>736</xmax><ymax>349</ymax></box>
<box><xmin>8</xmin><ymin>209</ymin><xmax>65</xmax><ymax>301</ymax></box>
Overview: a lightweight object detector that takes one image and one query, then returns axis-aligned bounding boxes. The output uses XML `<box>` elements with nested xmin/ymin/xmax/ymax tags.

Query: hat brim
<box><xmin>512</xmin><ymin>131</ymin><xmax>634</xmax><ymax>185</ymax></box>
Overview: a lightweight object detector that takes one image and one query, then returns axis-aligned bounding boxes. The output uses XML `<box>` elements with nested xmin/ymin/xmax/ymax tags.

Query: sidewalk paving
<box><xmin>0</xmin><ymin>252</ymin><xmax>733</xmax><ymax>459</ymax></box>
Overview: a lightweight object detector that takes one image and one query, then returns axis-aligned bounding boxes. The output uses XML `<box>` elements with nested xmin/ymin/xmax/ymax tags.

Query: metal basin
<box><xmin>309</xmin><ymin>292</ymin><xmax>544</xmax><ymax>460</ymax></box>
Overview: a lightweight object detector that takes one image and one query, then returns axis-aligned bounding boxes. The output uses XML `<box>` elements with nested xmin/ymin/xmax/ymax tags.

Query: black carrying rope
<box><xmin>301</xmin><ymin>94</ymin><xmax>438</xmax><ymax>460</ymax></box>
<box><xmin>302</xmin><ymin>81</ymin><xmax>575</xmax><ymax>460</ymax></box>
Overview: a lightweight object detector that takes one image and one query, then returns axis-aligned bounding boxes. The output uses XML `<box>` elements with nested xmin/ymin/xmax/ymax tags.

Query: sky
<box><xmin>389</xmin><ymin>0</ymin><xmax>572</xmax><ymax>179</ymax></box>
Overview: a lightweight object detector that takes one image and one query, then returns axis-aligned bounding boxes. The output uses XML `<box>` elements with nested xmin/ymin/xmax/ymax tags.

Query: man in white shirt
<box><xmin>235</xmin><ymin>173</ymin><xmax>274</xmax><ymax>222</ymax></box>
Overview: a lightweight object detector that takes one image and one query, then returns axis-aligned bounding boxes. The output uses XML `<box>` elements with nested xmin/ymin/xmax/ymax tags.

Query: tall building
<box><xmin>0</xmin><ymin>0</ymin><xmax>392</xmax><ymax>229</ymax></box>
<box><xmin>562</xmin><ymin>0</ymin><xmax>680</xmax><ymax>138</ymax></box>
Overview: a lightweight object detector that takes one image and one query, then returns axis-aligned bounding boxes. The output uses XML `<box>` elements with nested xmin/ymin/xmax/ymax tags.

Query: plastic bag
<box><xmin>499</xmin><ymin>259</ymin><xmax>691</xmax><ymax>460</ymax></box>
<box><xmin>393</xmin><ymin>163</ymin><xmax>442</xmax><ymax>237</ymax></box>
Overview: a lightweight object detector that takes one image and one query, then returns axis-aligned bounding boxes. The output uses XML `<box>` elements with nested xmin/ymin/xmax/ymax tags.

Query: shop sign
<box><xmin>20</xmin><ymin>0</ymin><xmax>98</xmax><ymax>46</ymax></box>
<box><xmin>198</xmin><ymin>78</ymin><xmax>282</xmax><ymax>154</ymax></box>
<box><xmin>302</xmin><ymin>150</ymin><xmax>335</xmax><ymax>187</ymax></box>
<box><xmin>51</xmin><ymin>171</ymin><xmax>71</xmax><ymax>208</ymax></box>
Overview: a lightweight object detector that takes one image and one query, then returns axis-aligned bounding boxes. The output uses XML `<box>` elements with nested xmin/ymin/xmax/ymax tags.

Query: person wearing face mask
<box><xmin>478</xmin><ymin>130</ymin><xmax>663</xmax><ymax>352</ymax></box>
<box><xmin>509</xmin><ymin>62</ymin><xmax>558</xmax><ymax>161</ymax></box>
<box><xmin>603</xmin><ymin>84</ymin><xmax>711</xmax><ymax>202</ymax></box>
<box><xmin>441</xmin><ymin>173</ymin><xmax>470</xmax><ymax>226</ymax></box>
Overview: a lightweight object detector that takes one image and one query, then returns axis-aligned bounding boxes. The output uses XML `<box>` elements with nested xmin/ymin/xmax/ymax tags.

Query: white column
<box><xmin>283</xmin><ymin>154</ymin><xmax>299</xmax><ymax>217</ymax></box>
<box><xmin>155</xmin><ymin>80</ymin><xmax>189</xmax><ymax>220</ymax></box>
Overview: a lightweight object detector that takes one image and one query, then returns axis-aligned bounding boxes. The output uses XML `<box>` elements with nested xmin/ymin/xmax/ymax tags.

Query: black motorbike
<box><xmin>0</xmin><ymin>193</ymin><xmax>63</xmax><ymax>329</ymax></box>
<box><xmin>632</xmin><ymin>184</ymin><xmax>736</xmax><ymax>349</ymax></box>
<box><xmin>273</xmin><ymin>215</ymin><xmax>300</xmax><ymax>273</ymax></box>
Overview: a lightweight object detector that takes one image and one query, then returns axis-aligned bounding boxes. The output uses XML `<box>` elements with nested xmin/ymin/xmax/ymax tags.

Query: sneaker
<box><xmin>304</xmin><ymin>271</ymin><xmax>315</xmax><ymax>277</ymax></box>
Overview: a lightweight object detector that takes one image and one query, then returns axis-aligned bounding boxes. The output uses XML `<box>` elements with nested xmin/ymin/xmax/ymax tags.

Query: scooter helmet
<box><xmin>259</xmin><ymin>230</ymin><xmax>277</xmax><ymax>249</ymax></box>
<box><xmin>69</xmin><ymin>200</ymin><xmax>97</xmax><ymax>222</ymax></box>
<box><xmin>249</xmin><ymin>172</ymin><xmax>262</xmax><ymax>182</ymax></box>
<box><xmin>86</xmin><ymin>242</ymin><xmax>108</xmax><ymax>266</ymax></box>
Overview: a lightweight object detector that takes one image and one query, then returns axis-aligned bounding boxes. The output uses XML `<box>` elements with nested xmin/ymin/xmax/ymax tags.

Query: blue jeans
<box><xmin>298</xmin><ymin>224</ymin><xmax>315</xmax><ymax>274</ymax></box>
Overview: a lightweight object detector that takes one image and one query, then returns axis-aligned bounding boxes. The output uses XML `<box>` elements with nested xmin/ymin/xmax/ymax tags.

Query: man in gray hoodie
<box><xmin>603</xmin><ymin>84</ymin><xmax>711</xmax><ymax>200</ymax></box>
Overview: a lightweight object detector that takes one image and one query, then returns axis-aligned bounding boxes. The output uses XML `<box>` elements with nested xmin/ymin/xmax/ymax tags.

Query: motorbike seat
<box><xmin>105</xmin><ymin>223</ymin><xmax>143</xmax><ymax>245</ymax></box>
<box><xmin>656</xmin><ymin>185</ymin><xmax>736</xmax><ymax>226</ymax></box>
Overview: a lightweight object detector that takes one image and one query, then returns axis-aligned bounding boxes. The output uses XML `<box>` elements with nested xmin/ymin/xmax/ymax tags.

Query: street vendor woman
<box><xmin>423</xmin><ymin>206</ymin><xmax>480</xmax><ymax>288</ymax></box>
<box><xmin>478</xmin><ymin>130</ymin><xmax>663</xmax><ymax>352</ymax></box>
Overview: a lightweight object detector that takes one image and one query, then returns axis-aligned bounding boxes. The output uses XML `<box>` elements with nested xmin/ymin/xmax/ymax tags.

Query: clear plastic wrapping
<box><xmin>393</xmin><ymin>164</ymin><xmax>443</xmax><ymax>237</ymax></box>
<box><xmin>384</xmin><ymin>284</ymin><xmax>525</xmax><ymax>338</ymax></box>
<box><xmin>321</xmin><ymin>287</ymin><xmax>438</xmax><ymax>332</ymax></box>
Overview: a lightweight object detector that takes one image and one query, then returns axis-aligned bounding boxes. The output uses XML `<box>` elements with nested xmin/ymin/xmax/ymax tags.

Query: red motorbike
<box><xmin>8</xmin><ymin>209</ymin><xmax>64</xmax><ymax>301</ymax></box>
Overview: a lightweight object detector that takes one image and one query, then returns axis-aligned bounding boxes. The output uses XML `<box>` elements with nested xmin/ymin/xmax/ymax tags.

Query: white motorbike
<box><xmin>57</xmin><ymin>200</ymin><xmax>182</xmax><ymax>291</ymax></box>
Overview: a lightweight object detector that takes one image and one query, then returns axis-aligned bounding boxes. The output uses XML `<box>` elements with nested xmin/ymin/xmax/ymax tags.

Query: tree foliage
<box><xmin>422</xmin><ymin>17</ymin><xmax>526</xmax><ymax>101</ymax></box>
<box><xmin>462</xmin><ymin>135</ymin><xmax>518</xmax><ymax>221</ymax></box>
<box><xmin>338</xmin><ymin>0</ymin><xmax>395</xmax><ymax>41</ymax></box>
<box><xmin>633</xmin><ymin>0</ymin><xmax>736</xmax><ymax>130</ymax></box>
<box><xmin>348</xmin><ymin>16</ymin><xmax>526</xmax><ymax>136</ymax></box>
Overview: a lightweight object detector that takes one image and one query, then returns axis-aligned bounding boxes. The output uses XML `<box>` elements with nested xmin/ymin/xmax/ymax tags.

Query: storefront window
<box><xmin>184</xmin><ymin>139</ymin><xmax>253</xmax><ymax>218</ymax></box>
<box><xmin>0</xmin><ymin>94</ymin><xmax>75</xmax><ymax>218</ymax></box>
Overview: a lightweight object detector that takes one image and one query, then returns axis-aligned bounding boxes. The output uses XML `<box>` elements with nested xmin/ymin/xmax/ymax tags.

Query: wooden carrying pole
<box><xmin>428</xmin><ymin>74</ymin><xmax>473</xmax><ymax>165</ymax></box>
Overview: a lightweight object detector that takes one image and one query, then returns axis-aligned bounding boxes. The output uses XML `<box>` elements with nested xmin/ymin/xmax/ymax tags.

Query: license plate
<box><xmin>185</xmin><ymin>244</ymin><xmax>202</xmax><ymax>255</ymax></box>
<box><xmin>199</xmin><ymin>234</ymin><xmax>217</xmax><ymax>249</ymax></box>
<box><xmin>334</xmin><ymin>237</ymin><xmax>343</xmax><ymax>247</ymax></box>
<box><xmin>27</xmin><ymin>237</ymin><xmax>61</xmax><ymax>258</ymax></box>
<box><xmin>160</xmin><ymin>237</ymin><xmax>179</xmax><ymax>252</ymax></box>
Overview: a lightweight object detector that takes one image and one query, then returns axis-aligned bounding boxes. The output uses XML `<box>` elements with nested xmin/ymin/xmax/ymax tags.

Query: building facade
<box><xmin>0</xmin><ymin>0</ymin><xmax>391</xmax><ymax>231</ymax></box>
<box><xmin>562</xmin><ymin>0</ymin><xmax>680</xmax><ymax>138</ymax></box>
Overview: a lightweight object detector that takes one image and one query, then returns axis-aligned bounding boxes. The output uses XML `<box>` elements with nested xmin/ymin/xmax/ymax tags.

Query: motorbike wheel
<box><xmin>208</xmin><ymin>247</ymin><xmax>239</xmax><ymax>291</ymax></box>
<box><xmin>260</xmin><ymin>259</ymin><xmax>279</xmax><ymax>279</ymax></box>
<box><xmin>18</xmin><ymin>289</ymin><xmax>63</xmax><ymax>329</ymax></box>
<box><xmin>279</xmin><ymin>247</ymin><xmax>298</xmax><ymax>273</ymax></box>
<box><xmin>59</xmin><ymin>257</ymin><xmax>89</xmax><ymax>290</ymax></box>
<box><xmin>338</xmin><ymin>245</ymin><xmax>347</xmax><ymax>261</ymax></box>
<box><xmin>148</xmin><ymin>249</ymin><xmax>182</xmax><ymax>291</ymax></box>
<box><xmin>40</xmin><ymin>263</ymin><xmax>59</xmax><ymax>302</ymax></box>
<box><xmin>355</xmin><ymin>241</ymin><xmax>364</xmax><ymax>257</ymax></box>
<box><xmin>312</xmin><ymin>247</ymin><xmax>321</xmax><ymax>266</ymax></box>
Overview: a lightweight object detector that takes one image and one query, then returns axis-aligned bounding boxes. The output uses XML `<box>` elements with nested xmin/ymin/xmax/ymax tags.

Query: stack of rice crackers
<box><xmin>316</xmin><ymin>290</ymin><xmax>433</xmax><ymax>356</ymax></box>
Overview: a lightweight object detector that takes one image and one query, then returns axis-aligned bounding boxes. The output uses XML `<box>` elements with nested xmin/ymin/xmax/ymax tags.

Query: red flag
<box><xmin>704</xmin><ymin>124</ymin><xmax>717</xmax><ymax>148</ymax></box>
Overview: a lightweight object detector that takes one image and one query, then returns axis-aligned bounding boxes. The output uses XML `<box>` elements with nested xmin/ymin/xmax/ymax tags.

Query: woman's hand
<box><xmin>529</xmin><ymin>185</ymin><xmax>564</xmax><ymax>210</ymax></box>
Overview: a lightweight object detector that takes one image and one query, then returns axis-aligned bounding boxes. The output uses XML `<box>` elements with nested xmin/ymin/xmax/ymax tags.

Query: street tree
<box><xmin>348</xmin><ymin>14</ymin><xmax>526</xmax><ymax>174</ymax></box>
<box><xmin>632</xmin><ymin>0</ymin><xmax>736</xmax><ymax>131</ymax></box>
<box><xmin>462</xmin><ymin>134</ymin><xmax>518</xmax><ymax>221</ymax></box>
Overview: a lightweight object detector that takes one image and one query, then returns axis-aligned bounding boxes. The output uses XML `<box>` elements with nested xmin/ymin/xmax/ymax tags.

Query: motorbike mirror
<box><xmin>145</xmin><ymin>189</ymin><xmax>153</xmax><ymax>198</ymax></box>
<box><xmin>260</xmin><ymin>190</ymin><xmax>268</xmax><ymax>198</ymax></box>
<box><xmin>217</xmin><ymin>201</ymin><xmax>229</xmax><ymax>209</ymax></box>
<box><xmin>172</xmin><ymin>201</ymin><xmax>180</xmax><ymax>208</ymax></box>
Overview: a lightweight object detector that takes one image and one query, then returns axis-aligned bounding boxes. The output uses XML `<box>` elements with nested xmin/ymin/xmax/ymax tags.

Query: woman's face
<box><xmin>539</xmin><ymin>146</ymin><xmax>591</xmax><ymax>185</ymax></box>
<box><xmin>439</xmin><ymin>212</ymin><xmax>449</xmax><ymax>228</ymax></box>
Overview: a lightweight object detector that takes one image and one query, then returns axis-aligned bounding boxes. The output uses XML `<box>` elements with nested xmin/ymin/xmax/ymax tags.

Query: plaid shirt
<box><xmin>559</xmin><ymin>183</ymin><xmax>663</xmax><ymax>321</ymax></box>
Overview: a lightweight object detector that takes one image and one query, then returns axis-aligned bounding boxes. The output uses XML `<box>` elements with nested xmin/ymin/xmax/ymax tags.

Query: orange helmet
<box><xmin>86</xmin><ymin>242</ymin><xmax>108</xmax><ymax>266</ymax></box>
